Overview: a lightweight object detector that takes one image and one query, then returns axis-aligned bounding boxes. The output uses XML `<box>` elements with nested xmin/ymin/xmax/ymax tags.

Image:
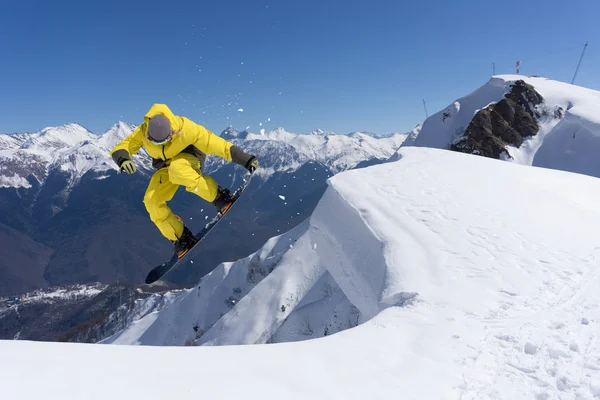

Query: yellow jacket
<box><xmin>111</xmin><ymin>104</ymin><xmax>245</xmax><ymax>170</ymax></box>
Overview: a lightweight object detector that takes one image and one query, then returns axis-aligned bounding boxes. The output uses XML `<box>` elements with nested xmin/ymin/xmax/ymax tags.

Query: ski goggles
<box><xmin>147</xmin><ymin>131</ymin><xmax>173</xmax><ymax>145</ymax></box>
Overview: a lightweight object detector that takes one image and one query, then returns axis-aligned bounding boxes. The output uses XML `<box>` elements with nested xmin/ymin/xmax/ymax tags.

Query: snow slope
<box><xmin>64</xmin><ymin>147</ymin><xmax>600</xmax><ymax>399</ymax></box>
<box><xmin>533</xmin><ymin>103</ymin><xmax>600</xmax><ymax>177</ymax></box>
<box><xmin>405</xmin><ymin>75</ymin><xmax>600</xmax><ymax>178</ymax></box>
<box><xmin>101</xmin><ymin>219</ymin><xmax>358</xmax><ymax>346</ymax></box>
<box><xmin>2</xmin><ymin>315</ymin><xmax>463</xmax><ymax>400</ymax></box>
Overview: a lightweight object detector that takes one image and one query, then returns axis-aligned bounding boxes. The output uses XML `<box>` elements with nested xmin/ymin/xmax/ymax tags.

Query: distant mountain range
<box><xmin>0</xmin><ymin>123</ymin><xmax>406</xmax><ymax>296</ymax></box>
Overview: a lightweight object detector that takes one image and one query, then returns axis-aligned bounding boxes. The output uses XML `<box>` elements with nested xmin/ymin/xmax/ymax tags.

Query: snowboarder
<box><xmin>110</xmin><ymin>104</ymin><xmax>258</xmax><ymax>259</ymax></box>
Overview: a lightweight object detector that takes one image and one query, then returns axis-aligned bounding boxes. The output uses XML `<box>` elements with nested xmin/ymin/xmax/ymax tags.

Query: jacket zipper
<box><xmin>162</xmin><ymin>145</ymin><xmax>166</xmax><ymax>160</ymax></box>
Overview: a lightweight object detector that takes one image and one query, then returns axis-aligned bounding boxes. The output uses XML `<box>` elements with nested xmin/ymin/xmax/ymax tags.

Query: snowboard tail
<box><xmin>145</xmin><ymin>176</ymin><xmax>253</xmax><ymax>284</ymax></box>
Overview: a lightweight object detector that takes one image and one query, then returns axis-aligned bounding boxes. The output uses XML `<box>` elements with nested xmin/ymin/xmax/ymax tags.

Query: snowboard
<box><xmin>145</xmin><ymin>175</ymin><xmax>253</xmax><ymax>284</ymax></box>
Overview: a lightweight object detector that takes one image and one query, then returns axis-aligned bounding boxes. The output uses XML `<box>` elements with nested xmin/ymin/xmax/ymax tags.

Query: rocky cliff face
<box><xmin>451</xmin><ymin>80</ymin><xmax>544</xmax><ymax>158</ymax></box>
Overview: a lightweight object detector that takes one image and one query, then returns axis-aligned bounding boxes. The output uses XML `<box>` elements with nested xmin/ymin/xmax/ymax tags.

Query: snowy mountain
<box><xmin>220</xmin><ymin>126</ymin><xmax>250</xmax><ymax>140</ymax></box>
<box><xmin>6</xmin><ymin>146</ymin><xmax>600</xmax><ymax>399</ymax></box>
<box><xmin>404</xmin><ymin>75</ymin><xmax>600</xmax><ymax>178</ymax></box>
<box><xmin>0</xmin><ymin>122</ymin><xmax>139</xmax><ymax>189</ymax></box>
<box><xmin>217</xmin><ymin>126</ymin><xmax>406</xmax><ymax>174</ymax></box>
<box><xmin>0</xmin><ymin>124</ymin><xmax>406</xmax><ymax>296</ymax></box>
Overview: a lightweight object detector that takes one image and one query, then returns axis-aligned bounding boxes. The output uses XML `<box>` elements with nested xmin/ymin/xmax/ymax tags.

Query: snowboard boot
<box><xmin>173</xmin><ymin>226</ymin><xmax>198</xmax><ymax>259</ymax></box>
<box><xmin>213</xmin><ymin>186</ymin><xmax>234</xmax><ymax>215</ymax></box>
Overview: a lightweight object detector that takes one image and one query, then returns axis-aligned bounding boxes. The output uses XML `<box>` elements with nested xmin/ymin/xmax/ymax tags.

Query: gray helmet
<box><xmin>147</xmin><ymin>114</ymin><xmax>172</xmax><ymax>143</ymax></box>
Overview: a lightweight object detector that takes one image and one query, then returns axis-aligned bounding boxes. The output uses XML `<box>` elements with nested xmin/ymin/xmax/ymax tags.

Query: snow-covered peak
<box><xmin>349</xmin><ymin>131</ymin><xmax>396</xmax><ymax>138</ymax></box>
<box><xmin>0</xmin><ymin>121</ymin><xmax>137</xmax><ymax>189</ymax></box>
<box><xmin>245</xmin><ymin>126</ymin><xmax>296</xmax><ymax>142</ymax></box>
<box><xmin>21</xmin><ymin>123</ymin><xmax>95</xmax><ymax>151</ymax></box>
<box><xmin>220</xmin><ymin>126</ymin><xmax>249</xmax><ymax>140</ymax></box>
<box><xmin>405</xmin><ymin>75</ymin><xmax>600</xmax><ymax>178</ymax></box>
<box><xmin>310</xmin><ymin>128</ymin><xmax>336</xmax><ymax>136</ymax></box>
<box><xmin>98</xmin><ymin>122</ymin><xmax>136</xmax><ymax>150</ymax></box>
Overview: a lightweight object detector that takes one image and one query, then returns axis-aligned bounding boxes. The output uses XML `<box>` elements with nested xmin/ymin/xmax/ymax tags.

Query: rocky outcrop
<box><xmin>451</xmin><ymin>80</ymin><xmax>543</xmax><ymax>158</ymax></box>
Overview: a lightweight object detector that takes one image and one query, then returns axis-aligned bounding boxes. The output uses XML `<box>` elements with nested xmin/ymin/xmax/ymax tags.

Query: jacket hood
<box><xmin>143</xmin><ymin>104</ymin><xmax>180</xmax><ymax>130</ymax></box>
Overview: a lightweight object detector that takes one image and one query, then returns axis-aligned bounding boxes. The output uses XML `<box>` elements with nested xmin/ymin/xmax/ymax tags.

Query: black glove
<box><xmin>245</xmin><ymin>156</ymin><xmax>258</xmax><ymax>174</ymax></box>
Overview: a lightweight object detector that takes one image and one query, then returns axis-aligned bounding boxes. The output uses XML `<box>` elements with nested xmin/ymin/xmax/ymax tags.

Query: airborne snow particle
<box><xmin>279</xmin><ymin>195</ymin><xmax>286</xmax><ymax>200</ymax></box>
<box><xmin>237</xmin><ymin>108</ymin><xmax>244</xmax><ymax>112</ymax></box>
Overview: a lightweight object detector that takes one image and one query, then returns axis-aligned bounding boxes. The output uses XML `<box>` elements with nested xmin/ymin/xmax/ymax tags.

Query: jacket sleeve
<box><xmin>110</xmin><ymin>126</ymin><xmax>145</xmax><ymax>166</ymax></box>
<box><xmin>185</xmin><ymin>118</ymin><xmax>232</xmax><ymax>161</ymax></box>
<box><xmin>185</xmin><ymin>118</ymin><xmax>255</xmax><ymax>167</ymax></box>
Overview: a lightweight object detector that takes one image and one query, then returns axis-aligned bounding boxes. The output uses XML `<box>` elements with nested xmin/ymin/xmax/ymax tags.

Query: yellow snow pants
<box><xmin>143</xmin><ymin>153</ymin><xmax>218</xmax><ymax>241</ymax></box>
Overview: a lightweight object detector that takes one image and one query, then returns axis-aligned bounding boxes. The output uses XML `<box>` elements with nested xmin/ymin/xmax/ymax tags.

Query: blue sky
<box><xmin>1</xmin><ymin>0</ymin><xmax>598</xmax><ymax>135</ymax></box>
